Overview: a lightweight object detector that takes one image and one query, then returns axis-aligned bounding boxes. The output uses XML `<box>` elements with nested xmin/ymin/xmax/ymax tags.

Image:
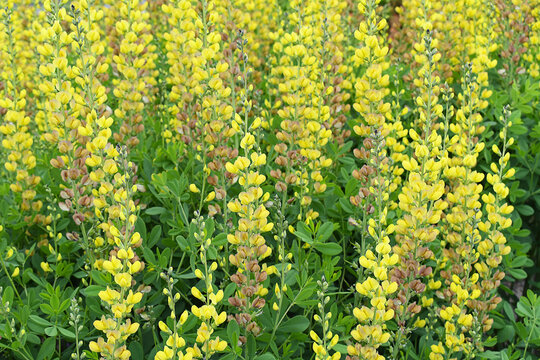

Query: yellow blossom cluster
<box><xmin>109</xmin><ymin>0</ymin><xmax>156</xmax><ymax>147</ymax></box>
<box><xmin>267</xmin><ymin>0</ymin><xmax>349</xmax><ymax>222</ymax></box>
<box><xmin>0</xmin><ymin>1</ymin><xmax>529</xmax><ymax>360</ymax></box>
<box><xmin>89</xmin><ymin>153</ymin><xmax>145</xmax><ymax>359</ymax></box>
<box><xmin>189</xmin><ymin>216</ymin><xmax>228</xmax><ymax>357</ymax></box>
<box><xmin>0</xmin><ymin>5</ymin><xmax>41</xmax><ymax>217</ymax></box>
<box><xmin>311</xmin><ymin>278</ymin><xmax>341</xmax><ymax>360</ymax></box>
<box><xmin>225</xmin><ymin>51</ymin><xmax>273</xmax><ymax>335</ymax></box>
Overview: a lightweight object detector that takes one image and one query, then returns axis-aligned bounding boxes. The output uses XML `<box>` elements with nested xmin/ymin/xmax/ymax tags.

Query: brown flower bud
<box><xmin>215</xmin><ymin>188</ymin><xmax>226</xmax><ymax>200</ymax></box>
<box><xmin>241</xmin><ymin>286</ymin><xmax>256</xmax><ymax>297</ymax></box>
<box><xmin>228</xmin><ymin>297</ymin><xmax>242</xmax><ymax>307</ymax></box>
<box><xmin>270</xmin><ymin>169</ymin><xmax>282</xmax><ymax>179</ymax></box>
<box><xmin>275</xmin><ymin>156</ymin><xmax>288</xmax><ymax>166</ymax></box>
<box><xmin>78</xmin><ymin>195</ymin><xmax>92</xmax><ymax>207</ymax></box>
<box><xmin>275</xmin><ymin>181</ymin><xmax>287</xmax><ymax>192</ymax></box>
<box><xmin>285</xmin><ymin>174</ymin><xmax>297</xmax><ymax>184</ymax></box>
<box><xmin>363</xmin><ymin>138</ymin><xmax>374</xmax><ymax>150</ymax></box>
<box><xmin>252</xmin><ymin>297</ymin><xmax>265</xmax><ymax>309</ymax></box>
<box><xmin>207</xmin><ymin>175</ymin><xmax>218</xmax><ymax>186</ymax></box>
<box><xmin>256</xmin><ymin>271</ymin><xmax>267</xmax><ymax>282</ymax></box>
<box><xmin>72</xmin><ymin>212</ymin><xmax>85</xmax><ymax>225</ymax></box>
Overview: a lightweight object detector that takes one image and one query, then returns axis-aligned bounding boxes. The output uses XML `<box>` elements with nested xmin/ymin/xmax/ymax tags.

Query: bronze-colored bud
<box><xmin>256</xmin><ymin>271</ymin><xmax>267</xmax><ymax>282</ymax></box>
<box><xmin>228</xmin><ymin>297</ymin><xmax>242</xmax><ymax>307</ymax></box>
<box><xmin>50</xmin><ymin>157</ymin><xmax>65</xmax><ymax>169</ymax></box>
<box><xmin>270</xmin><ymin>169</ymin><xmax>282</xmax><ymax>179</ymax></box>
<box><xmin>275</xmin><ymin>156</ymin><xmax>288</xmax><ymax>166</ymax></box>
<box><xmin>252</xmin><ymin>297</ymin><xmax>265</xmax><ymax>309</ymax></box>
<box><xmin>60</xmin><ymin>189</ymin><xmax>74</xmax><ymax>199</ymax></box>
<box><xmin>246</xmin><ymin>322</ymin><xmax>261</xmax><ymax>336</ymax></box>
<box><xmin>241</xmin><ymin>286</ymin><xmax>255</xmax><ymax>297</ymax></box>
<box><xmin>363</xmin><ymin>138</ymin><xmax>374</xmax><ymax>150</ymax></box>
<box><xmin>285</xmin><ymin>174</ymin><xmax>297</xmax><ymax>184</ymax></box>
<box><xmin>78</xmin><ymin>195</ymin><xmax>92</xmax><ymax>207</ymax></box>
<box><xmin>73</xmin><ymin>212</ymin><xmax>85</xmax><ymax>225</ymax></box>
<box><xmin>207</xmin><ymin>175</ymin><xmax>218</xmax><ymax>186</ymax></box>
<box><xmin>410</xmin><ymin>280</ymin><xmax>426</xmax><ymax>293</ymax></box>
<box><xmin>215</xmin><ymin>188</ymin><xmax>226</xmax><ymax>200</ymax></box>
<box><xmin>231</xmin><ymin>274</ymin><xmax>244</xmax><ymax>285</ymax></box>
<box><xmin>256</xmin><ymin>244</ymin><xmax>268</xmax><ymax>257</ymax></box>
<box><xmin>407</xmin><ymin>303</ymin><xmax>421</xmax><ymax>314</ymax></box>
<box><xmin>366</xmin><ymin>204</ymin><xmax>375</xmax><ymax>214</ymax></box>
<box><xmin>275</xmin><ymin>181</ymin><xmax>287</xmax><ymax>192</ymax></box>
<box><xmin>247</xmin><ymin>260</ymin><xmax>260</xmax><ymax>273</ymax></box>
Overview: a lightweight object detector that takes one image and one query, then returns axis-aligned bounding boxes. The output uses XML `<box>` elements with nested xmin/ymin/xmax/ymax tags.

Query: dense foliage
<box><xmin>0</xmin><ymin>0</ymin><xmax>539</xmax><ymax>359</ymax></box>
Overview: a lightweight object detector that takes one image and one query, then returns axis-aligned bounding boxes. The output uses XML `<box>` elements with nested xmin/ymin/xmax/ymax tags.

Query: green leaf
<box><xmin>36</xmin><ymin>336</ymin><xmax>56</xmax><ymax>360</ymax></box>
<box><xmin>2</xmin><ymin>286</ymin><xmax>14</xmax><ymax>305</ymax></box>
<box><xmin>45</xmin><ymin>326</ymin><xmax>58</xmax><ymax>337</ymax></box>
<box><xmin>148</xmin><ymin>225</ymin><xmax>162</xmax><ymax>247</ymax></box>
<box><xmin>497</xmin><ymin>324</ymin><xmax>515</xmax><ymax>344</ymax></box>
<box><xmin>227</xmin><ymin>319</ymin><xmax>240</xmax><ymax>351</ymax></box>
<box><xmin>515</xmin><ymin>322</ymin><xmax>528</xmax><ymax>340</ymax></box>
<box><xmin>83</xmin><ymin>285</ymin><xmax>103</xmax><ymax>297</ymax></box>
<box><xmin>296</xmin><ymin>284</ymin><xmax>316</xmax><ymax>302</ymax></box>
<box><xmin>213</xmin><ymin>233</ymin><xmax>228</xmax><ymax>247</ymax></box>
<box><xmin>142</xmin><ymin>245</ymin><xmax>157</xmax><ymax>265</ymax></box>
<box><xmin>507</xmin><ymin>268</ymin><xmax>527</xmax><ymax>280</ymax></box>
<box><xmin>39</xmin><ymin>303</ymin><xmax>54</xmax><ymax>316</ymax></box>
<box><xmin>516</xmin><ymin>298</ymin><xmax>534</xmax><ymax>318</ymax></box>
<box><xmin>313</xmin><ymin>242</ymin><xmax>342</xmax><ymax>256</ymax></box>
<box><xmin>146</xmin><ymin>207</ymin><xmax>167</xmax><ymax>216</ymax></box>
<box><xmin>246</xmin><ymin>333</ymin><xmax>256</xmax><ymax>360</ymax></box>
<box><xmin>510</xmin><ymin>125</ymin><xmax>528</xmax><ymax>135</ymax></box>
<box><xmin>255</xmin><ymin>354</ymin><xmax>276</xmax><ymax>360</ymax></box>
<box><xmin>316</xmin><ymin>222</ymin><xmax>335</xmax><ymax>242</ymax></box>
<box><xmin>511</xmin><ymin>256</ymin><xmax>534</xmax><ymax>268</ymax></box>
<box><xmin>57</xmin><ymin>326</ymin><xmax>76</xmax><ymax>339</ymax></box>
<box><xmin>279</xmin><ymin>316</ymin><xmax>310</xmax><ymax>333</ymax></box>
<box><xmin>26</xmin><ymin>333</ymin><xmax>41</xmax><ymax>344</ymax></box>
<box><xmin>503</xmin><ymin>301</ymin><xmax>515</xmax><ymax>321</ymax></box>
<box><xmin>59</xmin><ymin>298</ymin><xmax>70</xmax><ymax>313</ymax></box>
<box><xmin>90</xmin><ymin>270</ymin><xmax>110</xmax><ymax>286</ymax></box>
<box><xmin>220</xmin><ymin>355</ymin><xmax>237</xmax><ymax>360</ymax></box>
<box><xmin>295</xmin><ymin>222</ymin><xmax>313</xmax><ymax>244</ymax></box>
<box><xmin>129</xmin><ymin>341</ymin><xmax>144</xmax><ymax>360</ymax></box>
<box><xmin>29</xmin><ymin>315</ymin><xmax>52</xmax><ymax>327</ymax></box>
<box><xmin>483</xmin><ymin>336</ymin><xmax>497</xmax><ymax>347</ymax></box>
<box><xmin>516</xmin><ymin>205</ymin><xmax>534</xmax><ymax>216</ymax></box>
<box><xmin>176</xmin><ymin>235</ymin><xmax>188</xmax><ymax>251</ymax></box>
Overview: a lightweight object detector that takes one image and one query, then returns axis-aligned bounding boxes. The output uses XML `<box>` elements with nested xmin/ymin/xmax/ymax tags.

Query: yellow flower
<box><xmin>40</xmin><ymin>262</ymin><xmax>51</xmax><ymax>273</ymax></box>
<box><xmin>114</xmin><ymin>273</ymin><xmax>132</xmax><ymax>288</ymax></box>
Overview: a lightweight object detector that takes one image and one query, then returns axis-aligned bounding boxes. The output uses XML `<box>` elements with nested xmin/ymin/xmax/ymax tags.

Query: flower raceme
<box><xmin>225</xmin><ymin>45</ymin><xmax>273</xmax><ymax>337</ymax></box>
<box><xmin>226</xmin><ymin>145</ymin><xmax>274</xmax><ymax>337</ymax></box>
<box><xmin>109</xmin><ymin>0</ymin><xmax>156</xmax><ymax>147</ymax></box>
<box><xmin>89</xmin><ymin>151</ymin><xmax>145</xmax><ymax>360</ymax></box>
<box><xmin>0</xmin><ymin>6</ymin><xmax>41</xmax><ymax>219</ymax></box>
